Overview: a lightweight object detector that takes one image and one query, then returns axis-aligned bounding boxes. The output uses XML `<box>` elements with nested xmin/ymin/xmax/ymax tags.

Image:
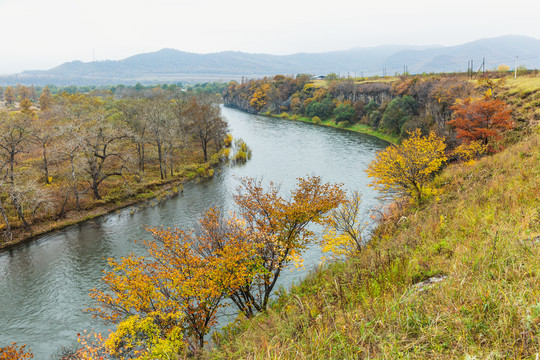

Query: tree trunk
<box><xmin>0</xmin><ymin>198</ymin><xmax>12</xmax><ymax>242</ymax></box>
<box><xmin>70</xmin><ymin>158</ymin><xmax>80</xmax><ymax>210</ymax></box>
<box><xmin>92</xmin><ymin>176</ymin><xmax>101</xmax><ymax>200</ymax></box>
<box><xmin>57</xmin><ymin>191</ymin><xmax>70</xmax><ymax>219</ymax></box>
<box><xmin>11</xmin><ymin>196</ymin><xmax>30</xmax><ymax>230</ymax></box>
<box><xmin>202</xmin><ymin>140</ymin><xmax>208</xmax><ymax>162</ymax></box>
<box><xmin>9</xmin><ymin>153</ymin><xmax>14</xmax><ymax>183</ymax></box>
<box><xmin>156</xmin><ymin>139</ymin><xmax>164</xmax><ymax>179</ymax></box>
<box><xmin>43</xmin><ymin>146</ymin><xmax>50</xmax><ymax>184</ymax></box>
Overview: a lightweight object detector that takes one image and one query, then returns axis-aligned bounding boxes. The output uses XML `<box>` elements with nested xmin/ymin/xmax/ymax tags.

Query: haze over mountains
<box><xmin>2</xmin><ymin>35</ymin><xmax>540</xmax><ymax>86</ymax></box>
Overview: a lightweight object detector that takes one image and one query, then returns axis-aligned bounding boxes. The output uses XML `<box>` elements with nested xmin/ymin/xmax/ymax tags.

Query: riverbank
<box><xmin>209</xmin><ymin>127</ymin><xmax>540</xmax><ymax>359</ymax></box>
<box><xmin>265</xmin><ymin>112</ymin><xmax>399</xmax><ymax>144</ymax></box>
<box><xmin>0</xmin><ymin>162</ymin><xmax>216</xmax><ymax>252</ymax></box>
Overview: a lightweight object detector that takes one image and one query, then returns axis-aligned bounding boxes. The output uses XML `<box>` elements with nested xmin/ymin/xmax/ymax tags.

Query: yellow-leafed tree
<box><xmin>366</xmin><ymin>129</ymin><xmax>447</xmax><ymax>203</ymax></box>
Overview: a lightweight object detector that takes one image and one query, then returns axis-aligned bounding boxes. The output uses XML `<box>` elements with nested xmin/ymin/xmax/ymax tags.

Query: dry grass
<box><xmin>208</xmin><ymin>128</ymin><xmax>540</xmax><ymax>359</ymax></box>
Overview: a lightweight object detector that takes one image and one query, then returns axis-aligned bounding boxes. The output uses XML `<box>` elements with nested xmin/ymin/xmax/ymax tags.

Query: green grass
<box><xmin>207</xmin><ymin>128</ymin><xmax>540</xmax><ymax>359</ymax></box>
<box><xmin>268</xmin><ymin>113</ymin><xmax>398</xmax><ymax>144</ymax></box>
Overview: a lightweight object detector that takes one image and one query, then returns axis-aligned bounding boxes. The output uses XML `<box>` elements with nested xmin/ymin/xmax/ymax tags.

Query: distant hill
<box><xmin>2</xmin><ymin>35</ymin><xmax>540</xmax><ymax>86</ymax></box>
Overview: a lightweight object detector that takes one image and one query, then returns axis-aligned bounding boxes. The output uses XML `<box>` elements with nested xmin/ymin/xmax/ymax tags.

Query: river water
<box><xmin>0</xmin><ymin>107</ymin><xmax>388</xmax><ymax>358</ymax></box>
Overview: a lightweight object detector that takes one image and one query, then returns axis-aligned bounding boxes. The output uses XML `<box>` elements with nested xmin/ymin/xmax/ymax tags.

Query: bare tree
<box><xmin>31</xmin><ymin>112</ymin><xmax>58</xmax><ymax>184</ymax></box>
<box><xmin>0</xmin><ymin>177</ymin><xmax>12</xmax><ymax>242</ymax></box>
<box><xmin>118</xmin><ymin>98</ymin><xmax>148</xmax><ymax>174</ymax></box>
<box><xmin>9</xmin><ymin>178</ymin><xmax>51</xmax><ymax>229</ymax></box>
<box><xmin>80</xmin><ymin>114</ymin><xmax>127</xmax><ymax>200</ymax></box>
<box><xmin>55</xmin><ymin>125</ymin><xmax>83</xmax><ymax>212</ymax></box>
<box><xmin>143</xmin><ymin>96</ymin><xmax>174</xmax><ymax>179</ymax></box>
<box><xmin>181</xmin><ymin>96</ymin><xmax>227</xmax><ymax>162</ymax></box>
<box><xmin>0</xmin><ymin>111</ymin><xmax>30</xmax><ymax>183</ymax></box>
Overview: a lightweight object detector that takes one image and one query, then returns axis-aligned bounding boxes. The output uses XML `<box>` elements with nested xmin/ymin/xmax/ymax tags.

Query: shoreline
<box><xmin>0</xmin><ymin>169</ymin><xmax>215</xmax><ymax>253</ymax></box>
<box><xmin>260</xmin><ymin>110</ymin><xmax>398</xmax><ymax>144</ymax></box>
<box><xmin>223</xmin><ymin>103</ymin><xmax>397</xmax><ymax>144</ymax></box>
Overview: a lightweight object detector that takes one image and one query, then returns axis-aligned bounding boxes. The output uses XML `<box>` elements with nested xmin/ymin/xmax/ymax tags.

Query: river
<box><xmin>0</xmin><ymin>106</ymin><xmax>388</xmax><ymax>358</ymax></box>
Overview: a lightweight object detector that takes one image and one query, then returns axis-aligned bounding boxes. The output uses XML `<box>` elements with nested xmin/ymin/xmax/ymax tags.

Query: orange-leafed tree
<box><xmin>0</xmin><ymin>343</ymin><xmax>33</xmax><ymax>359</ymax></box>
<box><xmin>89</xmin><ymin>176</ymin><xmax>344</xmax><ymax>355</ymax></box>
<box><xmin>38</xmin><ymin>86</ymin><xmax>52</xmax><ymax>111</ymax></box>
<box><xmin>19</xmin><ymin>99</ymin><xmax>36</xmax><ymax>118</ymax></box>
<box><xmin>449</xmin><ymin>97</ymin><xmax>513</xmax><ymax>148</ymax></box>
<box><xmin>4</xmin><ymin>86</ymin><xmax>15</xmax><ymax>105</ymax></box>
<box><xmin>89</xmin><ymin>207</ymin><xmax>260</xmax><ymax>355</ymax></box>
<box><xmin>230</xmin><ymin>176</ymin><xmax>345</xmax><ymax>317</ymax></box>
<box><xmin>366</xmin><ymin>129</ymin><xmax>447</xmax><ymax>203</ymax></box>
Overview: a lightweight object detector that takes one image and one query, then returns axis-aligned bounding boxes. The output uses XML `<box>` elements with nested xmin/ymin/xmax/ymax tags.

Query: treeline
<box><xmin>0</xmin><ymin>88</ymin><xmax>228</xmax><ymax>244</ymax></box>
<box><xmin>224</xmin><ymin>74</ymin><xmax>522</xmax><ymax>146</ymax></box>
<box><xmin>0</xmin><ymin>81</ymin><xmax>227</xmax><ymax>104</ymax></box>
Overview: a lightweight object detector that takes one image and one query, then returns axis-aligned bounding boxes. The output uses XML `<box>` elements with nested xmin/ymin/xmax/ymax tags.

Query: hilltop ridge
<box><xmin>2</xmin><ymin>35</ymin><xmax>540</xmax><ymax>86</ymax></box>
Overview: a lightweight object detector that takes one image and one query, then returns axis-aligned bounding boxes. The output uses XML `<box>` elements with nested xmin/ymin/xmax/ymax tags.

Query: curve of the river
<box><xmin>0</xmin><ymin>107</ymin><xmax>388</xmax><ymax>358</ymax></box>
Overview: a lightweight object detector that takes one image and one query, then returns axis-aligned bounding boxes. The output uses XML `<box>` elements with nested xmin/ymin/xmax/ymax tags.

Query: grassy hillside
<box><xmin>208</xmin><ymin>93</ymin><xmax>540</xmax><ymax>358</ymax></box>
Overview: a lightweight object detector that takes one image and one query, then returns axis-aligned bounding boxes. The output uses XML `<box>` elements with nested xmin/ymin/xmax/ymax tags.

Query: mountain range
<box><xmin>2</xmin><ymin>35</ymin><xmax>540</xmax><ymax>86</ymax></box>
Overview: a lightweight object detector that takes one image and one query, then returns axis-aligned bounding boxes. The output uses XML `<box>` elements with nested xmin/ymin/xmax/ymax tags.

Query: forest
<box><xmin>224</xmin><ymin>73</ymin><xmax>527</xmax><ymax>148</ymax></box>
<box><xmin>0</xmin><ymin>84</ymin><xmax>231</xmax><ymax>246</ymax></box>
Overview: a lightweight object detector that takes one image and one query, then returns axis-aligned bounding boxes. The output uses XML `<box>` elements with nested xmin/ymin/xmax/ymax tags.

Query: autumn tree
<box><xmin>321</xmin><ymin>190</ymin><xmax>367</xmax><ymax>258</ymax></box>
<box><xmin>250</xmin><ymin>83</ymin><xmax>270</xmax><ymax>111</ymax></box>
<box><xmin>80</xmin><ymin>114</ymin><xmax>127</xmax><ymax>200</ymax></box>
<box><xmin>143</xmin><ymin>96</ymin><xmax>174</xmax><ymax>179</ymax></box>
<box><xmin>19</xmin><ymin>99</ymin><xmax>35</xmax><ymax>118</ymax></box>
<box><xmin>28</xmin><ymin>85</ymin><xmax>37</xmax><ymax>103</ymax></box>
<box><xmin>60</xmin><ymin>93</ymin><xmax>127</xmax><ymax>199</ymax></box>
<box><xmin>0</xmin><ymin>111</ymin><xmax>49</xmax><ymax>229</ymax></box>
<box><xmin>228</xmin><ymin>176</ymin><xmax>344</xmax><ymax>316</ymax></box>
<box><xmin>89</xmin><ymin>176</ymin><xmax>344</xmax><ymax>354</ymax></box>
<box><xmin>449</xmin><ymin>97</ymin><xmax>513</xmax><ymax>149</ymax></box>
<box><xmin>118</xmin><ymin>98</ymin><xmax>147</xmax><ymax>174</ymax></box>
<box><xmin>89</xmin><ymin>207</ymin><xmax>260</xmax><ymax>355</ymax></box>
<box><xmin>366</xmin><ymin>129</ymin><xmax>447</xmax><ymax>203</ymax></box>
<box><xmin>31</xmin><ymin>112</ymin><xmax>57</xmax><ymax>184</ymax></box>
<box><xmin>4</xmin><ymin>86</ymin><xmax>15</xmax><ymax>105</ymax></box>
<box><xmin>0</xmin><ymin>343</ymin><xmax>33</xmax><ymax>359</ymax></box>
<box><xmin>39</xmin><ymin>86</ymin><xmax>52</xmax><ymax>110</ymax></box>
<box><xmin>181</xmin><ymin>96</ymin><xmax>227</xmax><ymax>162</ymax></box>
<box><xmin>8</xmin><ymin>178</ymin><xmax>51</xmax><ymax>229</ymax></box>
<box><xmin>16</xmin><ymin>85</ymin><xmax>30</xmax><ymax>102</ymax></box>
<box><xmin>55</xmin><ymin>125</ymin><xmax>83</xmax><ymax>212</ymax></box>
<box><xmin>0</xmin><ymin>111</ymin><xmax>30</xmax><ymax>183</ymax></box>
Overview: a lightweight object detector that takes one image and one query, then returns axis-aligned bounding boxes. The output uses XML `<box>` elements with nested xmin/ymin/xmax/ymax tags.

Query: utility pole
<box><xmin>515</xmin><ymin>56</ymin><xmax>518</xmax><ymax>79</ymax></box>
<box><xmin>482</xmin><ymin>57</ymin><xmax>485</xmax><ymax>75</ymax></box>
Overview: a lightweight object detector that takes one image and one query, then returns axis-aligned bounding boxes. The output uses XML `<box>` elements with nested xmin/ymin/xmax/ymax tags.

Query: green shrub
<box><xmin>234</xmin><ymin>151</ymin><xmax>248</xmax><ymax>162</ymax></box>
<box><xmin>333</xmin><ymin>103</ymin><xmax>356</xmax><ymax>123</ymax></box>
<box><xmin>232</xmin><ymin>138</ymin><xmax>252</xmax><ymax>163</ymax></box>
<box><xmin>312</xmin><ymin>116</ymin><xmax>321</xmax><ymax>125</ymax></box>
<box><xmin>196</xmin><ymin>167</ymin><xmax>206</xmax><ymax>177</ymax></box>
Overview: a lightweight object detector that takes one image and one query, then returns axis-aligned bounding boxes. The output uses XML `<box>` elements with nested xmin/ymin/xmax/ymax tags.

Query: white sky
<box><xmin>1</xmin><ymin>0</ymin><xmax>540</xmax><ymax>74</ymax></box>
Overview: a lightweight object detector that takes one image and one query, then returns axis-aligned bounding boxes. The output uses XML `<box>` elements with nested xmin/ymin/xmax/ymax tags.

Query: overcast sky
<box><xmin>1</xmin><ymin>0</ymin><xmax>540</xmax><ymax>74</ymax></box>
